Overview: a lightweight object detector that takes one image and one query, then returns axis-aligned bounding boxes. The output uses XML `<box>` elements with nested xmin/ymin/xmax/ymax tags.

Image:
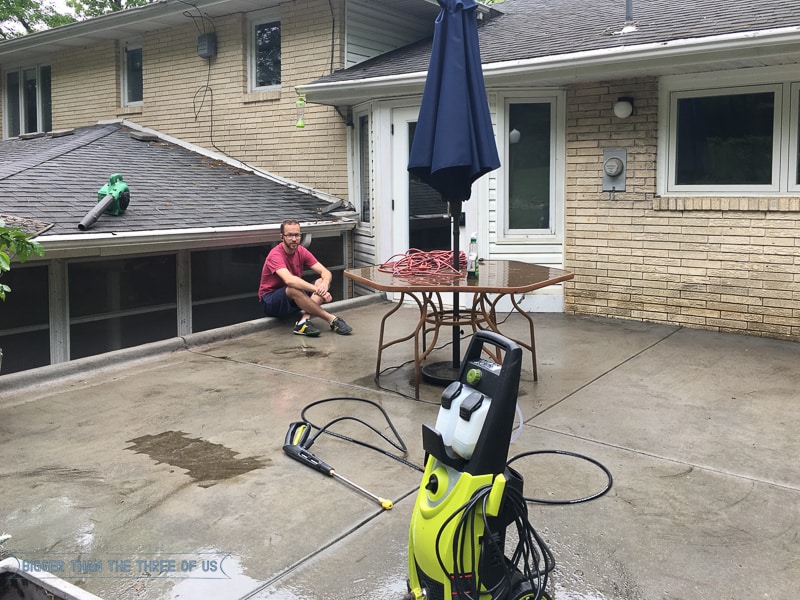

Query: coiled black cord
<box><xmin>300</xmin><ymin>396</ymin><xmax>423</xmax><ymax>472</ymax></box>
<box><xmin>435</xmin><ymin>484</ymin><xmax>555</xmax><ymax>600</ymax></box>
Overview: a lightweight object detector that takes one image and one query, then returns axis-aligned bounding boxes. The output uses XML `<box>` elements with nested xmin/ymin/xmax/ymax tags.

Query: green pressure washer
<box><xmin>406</xmin><ymin>331</ymin><xmax>554</xmax><ymax>600</ymax></box>
<box><xmin>78</xmin><ymin>174</ymin><xmax>131</xmax><ymax>231</ymax></box>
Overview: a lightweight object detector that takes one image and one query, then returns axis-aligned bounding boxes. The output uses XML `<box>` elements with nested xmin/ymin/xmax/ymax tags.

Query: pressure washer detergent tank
<box><xmin>450</xmin><ymin>390</ymin><xmax>491</xmax><ymax>460</ymax></box>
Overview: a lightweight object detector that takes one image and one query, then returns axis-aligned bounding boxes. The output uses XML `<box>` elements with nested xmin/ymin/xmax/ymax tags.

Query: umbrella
<box><xmin>408</xmin><ymin>0</ymin><xmax>500</xmax><ymax>381</ymax></box>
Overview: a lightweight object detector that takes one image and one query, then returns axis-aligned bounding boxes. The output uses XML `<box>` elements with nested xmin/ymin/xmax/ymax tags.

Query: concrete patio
<box><xmin>1</xmin><ymin>295</ymin><xmax>798</xmax><ymax>600</ymax></box>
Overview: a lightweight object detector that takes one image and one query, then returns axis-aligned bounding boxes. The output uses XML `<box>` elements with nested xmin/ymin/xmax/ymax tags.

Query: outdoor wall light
<box><xmin>509</xmin><ymin>128</ymin><xmax>521</xmax><ymax>144</ymax></box>
<box><xmin>613</xmin><ymin>97</ymin><xmax>634</xmax><ymax>119</ymax></box>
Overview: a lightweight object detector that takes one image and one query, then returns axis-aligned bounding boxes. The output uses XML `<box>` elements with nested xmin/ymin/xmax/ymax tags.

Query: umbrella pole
<box><xmin>421</xmin><ymin>198</ymin><xmax>463</xmax><ymax>387</ymax></box>
<box><xmin>451</xmin><ymin>199</ymin><xmax>462</xmax><ymax>371</ymax></box>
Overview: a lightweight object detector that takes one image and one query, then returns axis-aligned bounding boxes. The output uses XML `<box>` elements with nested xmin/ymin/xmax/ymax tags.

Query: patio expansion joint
<box><xmin>237</xmin><ymin>487</ymin><xmax>419</xmax><ymax>600</ymax></box>
<box><xmin>526</xmin><ymin>423</ymin><xmax>800</xmax><ymax>495</ymax></box>
<box><xmin>525</xmin><ymin>326</ymin><xmax>684</xmax><ymax>423</ymax></box>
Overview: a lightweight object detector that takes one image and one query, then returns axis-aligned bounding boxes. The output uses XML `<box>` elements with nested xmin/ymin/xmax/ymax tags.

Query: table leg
<box><xmin>509</xmin><ymin>293</ymin><xmax>538</xmax><ymax>381</ymax></box>
<box><xmin>374</xmin><ymin>292</ymin><xmax>426</xmax><ymax>399</ymax></box>
<box><xmin>478</xmin><ymin>293</ymin><xmax>538</xmax><ymax>382</ymax></box>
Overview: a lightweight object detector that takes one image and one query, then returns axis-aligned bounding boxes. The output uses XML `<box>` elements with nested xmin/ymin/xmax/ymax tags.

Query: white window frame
<box><xmin>248</xmin><ymin>8</ymin><xmax>281</xmax><ymax>93</ymax></box>
<box><xmin>350</xmin><ymin>106</ymin><xmax>374</xmax><ymax>231</ymax></box>
<box><xmin>659</xmin><ymin>68</ymin><xmax>800</xmax><ymax>196</ymax></box>
<box><xmin>120</xmin><ymin>39</ymin><xmax>143</xmax><ymax>107</ymax></box>
<box><xmin>496</xmin><ymin>91</ymin><xmax>564</xmax><ymax>245</ymax></box>
<box><xmin>787</xmin><ymin>82</ymin><xmax>800</xmax><ymax>194</ymax></box>
<box><xmin>3</xmin><ymin>64</ymin><xmax>51</xmax><ymax>139</ymax></box>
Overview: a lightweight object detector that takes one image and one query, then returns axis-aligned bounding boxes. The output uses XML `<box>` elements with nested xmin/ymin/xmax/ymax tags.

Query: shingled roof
<box><xmin>0</xmin><ymin>122</ymin><xmax>347</xmax><ymax>239</ymax></box>
<box><xmin>311</xmin><ymin>0</ymin><xmax>800</xmax><ymax>85</ymax></box>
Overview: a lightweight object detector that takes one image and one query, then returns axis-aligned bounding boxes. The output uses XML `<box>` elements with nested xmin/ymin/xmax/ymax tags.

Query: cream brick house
<box><xmin>301</xmin><ymin>0</ymin><xmax>800</xmax><ymax>342</ymax></box>
<box><xmin>3</xmin><ymin>0</ymin><xmax>800</xmax><ymax>365</ymax></box>
<box><xmin>0</xmin><ymin>0</ymin><xmax>442</xmax><ymax>374</ymax></box>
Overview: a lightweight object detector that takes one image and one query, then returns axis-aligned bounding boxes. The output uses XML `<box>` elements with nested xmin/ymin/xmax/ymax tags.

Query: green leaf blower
<box><xmin>406</xmin><ymin>331</ymin><xmax>555</xmax><ymax>600</ymax></box>
<box><xmin>78</xmin><ymin>174</ymin><xmax>131</xmax><ymax>231</ymax></box>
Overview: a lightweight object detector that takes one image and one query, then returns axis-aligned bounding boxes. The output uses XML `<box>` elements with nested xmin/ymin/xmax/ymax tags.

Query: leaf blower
<box><xmin>78</xmin><ymin>174</ymin><xmax>130</xmax><ymax>230</ymax></box>
<box><xmin>406</xmin><ymin>331</ymin><xmax>555</xmax><ymax>600</ymax></box>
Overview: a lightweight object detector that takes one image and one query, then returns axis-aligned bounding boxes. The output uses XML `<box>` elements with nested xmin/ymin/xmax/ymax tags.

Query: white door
<box><xmin>390</xmin><ymin>106</ymin><xmax>451</xmax><ymax>259</ymax></box>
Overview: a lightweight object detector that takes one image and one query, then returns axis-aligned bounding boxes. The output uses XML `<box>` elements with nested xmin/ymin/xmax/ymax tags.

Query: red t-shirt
<box><xmin>258</xmin><ymin>243</ymin><xmax>319</xmax><ymax>299</ymax></box>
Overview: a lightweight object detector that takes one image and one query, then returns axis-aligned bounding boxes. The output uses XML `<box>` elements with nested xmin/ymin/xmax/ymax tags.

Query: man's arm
<box><xmin>310</xmin><ymin>262</ymin><xmax>332</xmax><ymax>297</ymax></box>
<box><xmin>275</xmin><ymin>267</ymin><xmax>317</xmax><ymax>294</ymax></box>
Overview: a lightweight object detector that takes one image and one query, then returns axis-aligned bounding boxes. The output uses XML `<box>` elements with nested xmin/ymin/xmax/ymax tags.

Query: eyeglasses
<box><xmin>282</xmin><ymin>233</ymin><xmax>301</xmax><ymax>239</ymax></box>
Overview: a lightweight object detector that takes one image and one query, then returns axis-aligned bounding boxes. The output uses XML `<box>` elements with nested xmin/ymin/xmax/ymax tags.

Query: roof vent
<box><xmin>603</xmin><ymin>0</ymin><xmax>639</xmax><ymax>35</ymax></box>
<box><xmin>130</xmin><ymin>132</ymin><xmax>159</xmax><ymax>142</ymax></box>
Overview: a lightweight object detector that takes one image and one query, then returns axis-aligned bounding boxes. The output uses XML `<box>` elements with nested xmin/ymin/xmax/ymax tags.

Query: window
<box><xmin>121</xmin><ymin>40</ymin><xmax>143</xmax><ymax>106</ymax></box>
<box><xmin>505</xmin><ymin>100</ymin><xmax>554</xmax><ymax>234</ymax></box>
<box><xmin>3</xmin><ymin>65</ymin><xmax>51</xmax><ymax>138</ymax></box>
<box><xmin>661</xmin><ymin>72</ymin><xmax>800</xmax><ymax>195</ymax></box>
<box><xmin>358</xmin><ymin>114</ymin><xmax>371</xmax><ymax>224</ymax></box>
<box><xmin>675</xmin><ymin>91</ymin><xmax>775</xmax><ymax>186</ymax></box>
<box><xmin>249</xmin><ymin>11</ymin><xmax>281</xmax><ymax>91</ymax></box>
<box><xmin>69</xmin><ymin>255</ymin><xmax>176</xmax><ymax>360</ymax></box>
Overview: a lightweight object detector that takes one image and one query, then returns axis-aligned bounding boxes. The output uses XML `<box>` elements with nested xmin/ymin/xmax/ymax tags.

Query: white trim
<box><xmin>120</xmin><ymin>38</ymin><xmax>143</xmax><ymax>107</ymax></box>
<box><xmin>495</xmin><ymin>92</ymin><xmax>565</xmax><ymax>246</ymax></box>
<box><xmin>48</xmin><ymin>259</ymin><xmax>69</xmax><ymax>364</ymax></box>
<box><xmin>301</xmin><ymin>25</ymin><xmax>800</xmax><ymax>105</ymax></box>
<box><xmin>247</xmin><ymin>7</ymin><xmax>281</xmax><ymax>93</ymax></box>
<box><xmin>788</xmin><ymin>82</ymin><xmax>800</xmax><ymax>193</ymax></box>
<box><xmin>658</xmin><ymin>70</ymin><xmax>800</xmax><ymax>196</ymax></box>
<box><xmin>2</xmin><ymin>64</ymin><xmax>50</xmax><ymax>138</ymax></box>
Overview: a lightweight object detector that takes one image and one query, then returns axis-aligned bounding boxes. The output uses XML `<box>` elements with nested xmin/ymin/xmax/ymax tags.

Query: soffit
<box><xmin>0</xmin><ymin>0</ymin><xmax>440</xmax><ymax>66</ymax></box>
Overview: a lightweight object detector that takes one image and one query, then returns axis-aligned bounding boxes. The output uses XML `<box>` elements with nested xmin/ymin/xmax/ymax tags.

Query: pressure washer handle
<box><xmin>284</xmin><ymin>421</ymin><xmax>312</xmax><ymax>449</ymax></box>
<box><xmin>282</xmin><ymin>442</ymin><xmax>334</xmax><ymax>476</ymax></box>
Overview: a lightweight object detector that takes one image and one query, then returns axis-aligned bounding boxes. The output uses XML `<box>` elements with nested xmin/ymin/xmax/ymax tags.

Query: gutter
<box><xmin>33</xmin><ymin>221</ymin><xmax>356</xmax><ymax>260</ymax></box>
<box><xmin>299</xmin><ymin>25</ymin><xmax>800</xmax><ymax>104</ymax></box>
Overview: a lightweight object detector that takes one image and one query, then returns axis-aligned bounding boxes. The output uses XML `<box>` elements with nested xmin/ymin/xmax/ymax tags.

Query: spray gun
<box><xmin>283</xmin><ymin>421</ymin><xmax>393</xmax><ymax>510</ymax></box>
<box><xmin>78</xmin><ymin>174</ymin><xmax>131</xmax><ymax>231</ymax></box>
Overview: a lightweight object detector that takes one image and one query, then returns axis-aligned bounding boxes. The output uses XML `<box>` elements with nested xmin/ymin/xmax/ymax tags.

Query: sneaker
<box><xmin>293</xmin><ymin>319</ymin><xmax>321</xmax><ymax>337</ymax></box>
<box><xmin>330</xmin><ymin>316</ymin><xmax>352</xmax><ymax>335</ymax></box>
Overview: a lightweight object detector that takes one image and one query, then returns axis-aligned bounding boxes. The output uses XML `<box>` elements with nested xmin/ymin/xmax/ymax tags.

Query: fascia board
<box><xmin>301</xmin><ymin>25</ymin><xmax>800</xmax><ymax>105</ymax></box>
<box><xmin>33</xmin><ymin>222</ymin><xmax>355</xmax><ymax>260</ymax></box>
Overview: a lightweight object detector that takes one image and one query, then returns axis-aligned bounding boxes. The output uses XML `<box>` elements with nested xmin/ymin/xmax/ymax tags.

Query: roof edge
<box><xmin>300</xmin><ymin>24</ymin><xmax>800</xmax><ymax>105</ymax></box>
<box><xmin>34</xmin><ymin>221</ymin><xmax>356</xmax><ymax>259</ymax></box>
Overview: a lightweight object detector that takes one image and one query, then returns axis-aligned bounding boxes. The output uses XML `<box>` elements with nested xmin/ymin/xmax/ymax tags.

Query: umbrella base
<box><xmin>421</xmin><ymin>361</ymin><xmax>460</xmax><ymax>386</ymax></box>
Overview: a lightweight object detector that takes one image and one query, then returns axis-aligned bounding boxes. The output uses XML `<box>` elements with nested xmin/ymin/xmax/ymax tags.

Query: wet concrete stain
<box><xmin>271</xmin><ymin>346</ymin><xmax>331</xmax><ymax>359</ymax></box>
<box><xmin>126</xmin><ymin>431</ymin><xmax>267</xmax><ymax>488</ymax></box>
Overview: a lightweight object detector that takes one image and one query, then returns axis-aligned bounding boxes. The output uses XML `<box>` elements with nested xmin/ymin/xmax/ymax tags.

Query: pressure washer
<box><xmin>406</xmin><ymin>330</ymin><xmax>554</xmax><ymax>600</ymax></box>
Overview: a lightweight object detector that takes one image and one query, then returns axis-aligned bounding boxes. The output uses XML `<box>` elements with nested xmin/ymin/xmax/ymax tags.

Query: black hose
<box><xmin>507</xmin><ymin>449</ymin><xmax>613</xmax><ymax>505</ymax></box>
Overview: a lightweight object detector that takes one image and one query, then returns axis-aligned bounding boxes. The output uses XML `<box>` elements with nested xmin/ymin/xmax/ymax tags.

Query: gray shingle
<box><xmin>314</xmin><ymin>0</ymin><xmax>800</xmax><ymax>83</ymax></box>
<box><xmin>0</xmin><ymin>123</ymin><xmax>343</xmax><ymax>237</ymax></box>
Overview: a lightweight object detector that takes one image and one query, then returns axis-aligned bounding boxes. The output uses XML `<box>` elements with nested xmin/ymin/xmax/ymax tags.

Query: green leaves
<box><xmin>0</xmin><ymin>219</ymin><xmax>45</xmax><ymax>301</ymax></box>
<box><xmin>0</xmin><ymin>0</ymin><xmax>75</xmax><ymax>38</ymax></box>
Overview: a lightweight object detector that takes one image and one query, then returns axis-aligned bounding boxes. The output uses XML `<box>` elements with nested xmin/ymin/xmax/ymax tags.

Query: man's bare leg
<box><xmin>286</xmin><ymin>282</ymin><xmax>335</xmax><ymax>325</ymax></box>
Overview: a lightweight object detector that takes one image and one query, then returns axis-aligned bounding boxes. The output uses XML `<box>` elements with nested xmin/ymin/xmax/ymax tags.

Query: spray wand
<box><xmin>282</xmin><ymin>422</ymin><xmax>393</xmax><ymax>510</ymax></box>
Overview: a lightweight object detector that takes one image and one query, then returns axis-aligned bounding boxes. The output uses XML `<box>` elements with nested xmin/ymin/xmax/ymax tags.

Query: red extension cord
<box><xmin>379</xmin><ymin>249</ymin><xmax>467</xmax><ymax>277</ymax></box>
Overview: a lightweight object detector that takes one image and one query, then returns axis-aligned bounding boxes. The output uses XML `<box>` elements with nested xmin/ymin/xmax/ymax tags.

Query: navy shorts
<box><xmin>260</xmin><ymin>287</ymin><xmax>311</xmax><ymax>318</ymax></box>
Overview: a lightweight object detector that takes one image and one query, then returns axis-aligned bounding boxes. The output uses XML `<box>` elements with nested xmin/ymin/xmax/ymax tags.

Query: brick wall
<box><xmin>46</xmin><ymin>0</ymin><xmax>349</xmax><ymax>199</ymax></box>
<box><xmin>564</xmin><ymin>78</ymin><xmax>800</xmax><ymax>341</ymax></box>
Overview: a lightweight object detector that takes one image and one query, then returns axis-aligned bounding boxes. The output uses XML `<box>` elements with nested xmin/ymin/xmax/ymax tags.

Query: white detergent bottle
<box><xmin>435</xmin><ymin>381</ymin><xmax>464</xmax><ymax>447</ymax></box>
<box><xmin>450</xmin><ymin>391</ymin><xmax>492</xmax><ymax>460</ymax></box>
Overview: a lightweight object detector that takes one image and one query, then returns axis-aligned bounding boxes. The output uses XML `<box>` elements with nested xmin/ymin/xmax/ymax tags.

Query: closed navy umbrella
<box><xmin>408</xmin><ymin>0</ymin><xmax>500</xmax><ymax>380</ymax></box>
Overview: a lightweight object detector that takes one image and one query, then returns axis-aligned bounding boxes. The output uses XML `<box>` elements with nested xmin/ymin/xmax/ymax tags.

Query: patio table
<box><xmin>344</xmin><ymin>260</ymin><xmax>574</xmax><ymax>399</ymax></box>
